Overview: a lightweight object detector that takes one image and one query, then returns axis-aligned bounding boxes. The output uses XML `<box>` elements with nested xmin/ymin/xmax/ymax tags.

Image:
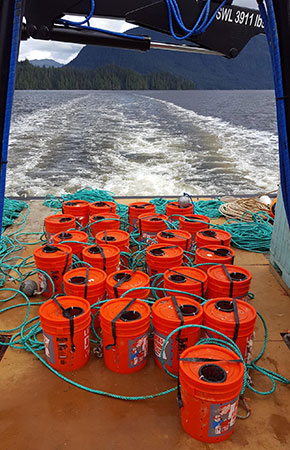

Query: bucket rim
<box><xmin>39</xmin><ymin>295</ymin><xmax>91</xmax><ymax>326</ymax></box>
<box><xmin>203</xmin><ymin>297</ymin><xmax>257</xmax><ymax>327</ymax></box>
<box><xmin>152</xmin><ymin>296</ymin><xmax>203</xmax><ymax>325</ymax></box>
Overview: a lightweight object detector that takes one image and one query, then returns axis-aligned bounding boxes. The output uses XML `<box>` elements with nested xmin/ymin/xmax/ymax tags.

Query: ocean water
<box><xmin>7</xmin><ymin>89</ymin><xmax>279</xmax><ymax>197</ymax></box>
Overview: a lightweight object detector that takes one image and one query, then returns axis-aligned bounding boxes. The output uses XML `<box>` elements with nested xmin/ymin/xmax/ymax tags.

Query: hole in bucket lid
<box><xmin>93</xmin><ymin>202</ymin><xmax>107</xmax><ymax>207</ymax></box>
<box><xmin>168</xmin><ymin>274</ymin><xmax>186</xmax><ymax>283</ymax></box>
<box><xmin>88</xmin><ymin>246</ymin><xmax>101</xmax><ymax>254</ymax></box>
<box><xmin>199</xmin><ymin>364</ymin><xmax>227</xmax><ymax>383</ymax></box>
<box><xmin>59</xmin><ymin>217</ymin><xmax>72</xmax><ymax>223</ymax></box>
<box><xmin>132</xmin><ymin>204</ymin><xmax>146</xmax><ymax>209</ymax></box>
<box><xmin>69</xmin><ymin>276</ymin><xmax>86</xmax><ymax>285</ymax></box>
<box><xmin>63</xmin><ymin>306</ymin><xmax>84</xmax><ymax>319</ymax></box>
<box><xmin>120</xmin><ymin>310</ymin><xmax>141</xmax><ymax>322</ymax></box>
<box><xmin>201</xmin><ymin>230</ymin><xmax>217</xmax><ymax>237</ymax></box>
<box><xmin>149</xmin><ymin>217</ymin><xmax>162</xmax><ymax>222</ymax></box>
<box><xmin>101</xmin><ymin>236</ymin><xmax>116</xmax><ymax>242</ymax></box>
<box><xmin>180</xmin><ymin>304</ymin><xmax>199</xmax><ymax>316</ymax></box>
<box><xmin>42</xmin><ymin>245</ymin><xmax>58</xmax><ymax>253</ymax></box>
<box><xmin>93</xmin><ymin>216</ymin><xmax>105</xmax><ymax>221</ymax></box>
<box><xmin>113</xmin><ymin>272</ymin><xmax>132</xmax><ymax>282</ymax></box>
<box><xmin>59</xmin><ymin>232</ymin><xmax>73</xmax><ymax>240</ymax></box>
<box><xmin>229</xmin><ymin>272</ymin><xmax>247</xmax><ymax>281</ymax></box>
<box><xmin>215</xmin><ymin>248</ymin><xmax>231</xmax><ymax>257</ymax></box>
<box><xmin>149</xmin><ymin>248</ymin><xmax>165</xmax><ymax>256</ymax></box>
<box><xmin>215</xmin><ymin>300</ymin><xmax>234</xmax><ymax>312</ymax></box>
<box><xmin>65</xmin><ymin>201</ymin><xmax>80</xmax><ymax>206</ymax></box>
<box><xmin>161</xmin><ymin>231</ymin><xmax>175</xmax><ymax>239</ymax></box>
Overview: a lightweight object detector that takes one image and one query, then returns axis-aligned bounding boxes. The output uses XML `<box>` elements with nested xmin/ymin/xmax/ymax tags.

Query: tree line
<box><xmin>15</xmin><ymin>60</ymin><xmax>195</xmax><ymax>90</ymax></box>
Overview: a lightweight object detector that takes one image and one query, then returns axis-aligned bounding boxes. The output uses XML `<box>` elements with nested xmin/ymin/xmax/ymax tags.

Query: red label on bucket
<box><xmin>129</xmin><ymin>333</ymin><xmax>148</xmax><ymax>368</ymax></box>
<box><xmin>154</xmin><ymin>330</ymin><xmax>173</xmax><ymax>366</ymax></box>
<box><xmin>209</xmin><ymin>397</ymin><xmax>239</xmax><ymax>437</ymax></box>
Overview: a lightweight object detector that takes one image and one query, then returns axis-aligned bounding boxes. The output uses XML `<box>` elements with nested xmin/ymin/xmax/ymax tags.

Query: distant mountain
<box><xmin>67</xmin><ymin>27</ymin><xmax>273</xmax><ymax>90</ymax></box>
<box><xmin>30</xmin><ymin>59</ymin><xmax>63</xmax><ymax>68</ymax></box>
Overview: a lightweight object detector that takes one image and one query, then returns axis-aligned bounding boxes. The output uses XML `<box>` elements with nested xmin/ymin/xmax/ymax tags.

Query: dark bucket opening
<box><xmin>65</xmin><ymin>201</ymin><xmax>80</xmax><ymax>207</ymax></box>
<box><xmin>180</xmin><ymin>304</ymin><xmax>199</xmax><ymax>316</ymax></box>
<box><xmin>215</xmin><ymin>300</ymin><xmax>234</xmax><ymax>312</ymax></box>
<box><xmin>149</xmin><ymin>217</ymin><xmax>163</xmax><ymax>222</ymax></box>
<box><xmin>69</xmin><ymin>276</ymin><xmax>86</xmax><ymax>285</ymax></box>
<box><xmin>93</xmin><ymin>216</ymin><xmax>105</xmax><ymax>221</ymax></box>
<box><xmin>120</xmin><ymin>310</ymin><xmax>141</xmax><ymax>322</ymax></box>
<box><xmin>161</xmin><ymin>231</ymin><xmax>175</xmax><ymax>239</ymax></box>
<box><xmin>201</xmin><ymin>230</ymin><xmax>217</xmax><ymax>237</ymax></box>
<box><xmin>93</xmin><ymin>202</ymin><xmax>107</xmax><ymax>207</ymax></box>
<box><xmin>59</xmin><ymin>217</ymin><xmax>72</xmax><ymax>223</ymax></box>
<box><xmin>101</xmin><ymin>236</ymin><xmax>116</xmax><ymax>242</ymax></box>
<box><xmin>113</xmin><ymin>272</ymin><xmax>132</xmax><ymax>282</ymax></box>
<box><xmin>132</xmin><ymin>204</ymin><xmax>147</xmax><ymax>209</ymax></box>
<box><xmin>88</xmin><ymin>246</ymin><xmax>101</xmax><ymax>254</ymax></box>
<box><xmin>59</xmin><ymin>232</ymin><xmax>73</xmax><ymax>240</ymax></box>
<box><xmin>185</xmin><ymin>216</ymin><xmax>196</xmax><ymax>222</ymax></box>
<box><xmin>230</xmin><ymin>272</ymin><xmax>247</xmax><ymax>281</ymax></box>
<box><xmin>215</xmin><ymin>248</ymin><xmax>231</xmax><ymax>257</ymax></box>
<box><xmin>42</xmin><ymin>245</ymin><xmax>58</xmax><ymax>253</ymax></box>
<box><xmin>199</xmin><ymin>364</ymin><xmax>227</xmax><ymax>383</ymax></box>
<box><xmin>149</xmin><ymin>248</ymin><xmax>165</xmax><ymax>256</ymax></box>
<box><xmin>168</xmin><ymin>274</ymin><xmax>186</xmax><ymax>283</ymax></box>
<box><xmin>63</xmin><ymin>306</ymin><xmax>84</xmax><ymax>319</ymax></box>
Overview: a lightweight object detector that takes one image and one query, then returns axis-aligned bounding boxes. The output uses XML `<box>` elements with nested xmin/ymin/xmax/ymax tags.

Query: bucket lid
<box><xmin>100</xmin><ymin>298</ymin><xmax>150</xmax><ymax>329</ymax></box>
<box><xmin>63</xmin><ymin>200</ymin><xmax>89</xmax><ymax>209</ymax></box>
<box><xmin>146</xmin><ymin>244</ymin><xmax>183</xmax><ymax>265</ymax></box>
<box><xmin>53</xmin><ymin>230</ymin><xmax>88</xmax><ymax>243</ymax></box>
<box><xmin>90</xmin><ymin>213</ymin><xmax>120</xmax><ymax>221</ymax></box>
<box><xmin>196</xmin><ymin>245</ymin><xmax>234</xmax><ymax>260</ymax></box>
<box><xmin>164</xmin><ymin>266</ymin><xmax>208</xmax><ymax>287</ymax></box>
<box><xmin>129</xmin><ymin>202</ymin><xmax>155</xmax><ymax>211</ymax></box>
<box><xmin>157</xmin><ymin>229</ymin><xmax>192</xmax><ymax>243</ymax></box>
<box><xmin>82</xmin><ymin>244</ymin><xmax>120</xmax><ymax>260</ymax></box>
<box><xmin>39</xmin><ymin>295</ymin><xmax>91</xmax><ymax>326</ymax></box>
<box><xmin>179</xmin><ymin>344</ymin><xmax>244</xmax><ymax>393</ymax></box>
<box><xmin>179</xmin><ymin>214</ymin><xmax>210</xmax><ymax>224</ymax></box>
<box><xmin>34</xmin><ymin>244</ymin><xmax>72</xmax><ymax>262</ymax></box>
<box><xmin>90</xmin><ymin>201</ymin><xmax>117</xmax><ymax>212</ymax></box>
<box><xmin>63</xmin><ymin>267</ymin><xmax>107</xmax><ymax>288</ymax></box>
<box><xmin>106</xmin><ymin>270</ymin><xmax>150</xmax><ymax>293</ymax></box>
<box><xmin>152</xmin><ymin>296</ymin><xmax>203</xmax><ymax>325</ymax></box>
<box><xmin>138</xmin><ymin>213</ymin><xmax>168</xmax><ymax>232</ymax></box>
<box><xmin>207</xmin><ymin>265</ymin><xmax>252</xmax><ymax>286</ymax></box>
<box><xmin>203</xmin><ymin>298</ymin><xmax>257</xmax><ymax>328</ymax></box>
<box><xmin>44</xmin><ymin>214</ymin><xmax>76</xmax><ymax>225</ymax></box>
<box><xmin>196</xmin><ymin>229</ymin><xmax>231</xmax><ymax>243</ymax></box>
<box><xmin>166</xmin><ymin>202</ymin><xmax>193</xmax><ymax>214</ymax></box>
<box><xmin>95</xmin><ymin>230</ymin><xmax>129</xmax><ymax>244</ymax></box>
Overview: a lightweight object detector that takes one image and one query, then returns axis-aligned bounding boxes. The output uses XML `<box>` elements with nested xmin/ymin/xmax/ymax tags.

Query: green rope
<box><xmin>194</xmin><ymin>199</ymin><xmax>224</xmax><ymax>218</ymax></box>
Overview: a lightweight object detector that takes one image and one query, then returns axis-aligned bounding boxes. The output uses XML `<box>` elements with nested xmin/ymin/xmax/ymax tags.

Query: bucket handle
<box><xmin>52</xmin><ymin>297</ymin><xmax>76</xmax><ymax>353</ymax></box>
<box><xmin>105</xmin><ymin>298</ymin><xmax>137</xmax><ymax>350</ymax></box>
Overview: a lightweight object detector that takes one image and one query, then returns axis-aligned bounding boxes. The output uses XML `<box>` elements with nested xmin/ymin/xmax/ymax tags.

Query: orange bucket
<box><xmin>82</xmin><ymin>244</ymin><xmax>120</xmax><ymax>274</ymax></box>
<box><xmin>95</xmin><ymin>230</ymin><xmax>130</xmax><ymax>253</ymax></box>
<box><xmin>146</xmin><ymin>244</ymin><xmax>184</xmax><ymax>276</ymax></box>
<box><xmin>44</xmin><ymin>214</ymin><xmax>76</xmax><ymax>243</ymax></box>
<box><xmin>164</xmin><ymin>266</ymin><xmax>208</xmax><ymax>301</ymax></box>
<box><xmin>179</xmin><ymin>344</ymin><xmax>244</xmax><ymax>442</ymax></box>
<box><xmin>39</xmin><ymin>296</ymin><xmax>91</xmax><ymax>372</ymax></box>
<box><xmin>90</xmin><ymin>213</ymin><xmax>120</xmax><ymax>235</ymax></box>
<box><xmin>53</xmin><ymin>230</ymin><xmax>88</xmax><ymax>259</ymax></box>
<box><xmin>89</xmin><ymin>201</ymin><xmax>117</xmax><ymax>215</ymax></box>
<box><xmin>63</xmin><ymin>267</ymin><xmax>107</xmax><ymax>312</ymax></box>
<box><xmin>166</xmin><ymin>201</ymin><xmax>194</xmax><ymax>222</ymax></box>
<box><xmin>207</xmin><ymin>264</ymin><xmax>252</xmax><ymax>300</ymax></box>
<box><xmin>33</xmin><ymin>244</ymin><xmax>72</xmax><ymax>297</ymax></box>
<box><xmin>106</xmin><ymin>270</ymin><xmax>150</xmax><ymax>299</ymax></box>
<box><xmin>152</xmin><ymin>295</ymin><xmax>203</xmax><ymax>374</ymax></box>
<box><xmin>157</xmin><ymin>229</ymin><xmax>192</xmax><ymax>251</ymax></box>
<box><xmin>138</xmin><ymin>213</ymin><xmax>168</xmax><ymax>243</ymax></box>
<box><xmin>196</xmin><ymin>229</ymin><xmax>231</xmax><ymax>248</ymax></box>
<box><xmin>62</xmin><ymin>200</ymin><xmax>90</xmax><ymax>229</ymax></box>
<box><xmin>195</xmin><ymin>245</ymin><xmax>235</xmax><ymax>272</ymax></box>
<box><xmin>203</xmin><ymin>298</ymin><xmax>257</xmax><ymax>362</ymax></box>
<box><xmin>100</xmin><ymin>298</ymin><xmax>151</xmax><ymax>373</ymax></box>
<box><xmin>179</xmin><ymin>214</ymin><xmax>210</xmax><ymax>249</ymax></box>
<box><xmin>128</xmin><ymin>202</ymin><xmax>156</xmax><ymax>228</ymax></box>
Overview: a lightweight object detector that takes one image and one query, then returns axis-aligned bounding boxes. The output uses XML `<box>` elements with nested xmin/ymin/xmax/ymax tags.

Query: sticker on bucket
<box><xmin>244</xmin><ymin>332</ymin><xmax>254</xmax><ymax>364</ymax></box>
<box><xmin>154</xmin><ymin>330</ymin><xmax>173</xmax><ymax>366</ymax></box>
<box><xmin>129</xmin><ymin>333</ymin><xmax>148</xmax><ymax>368</ymax></box>
<box><xmin>209</xmin><ymin>397</ymin><xmax>239</xmax><ymax>437</ymax></box>
<box><xmin>38</xmin><ymin>272</ymin><xmax>49</xmax><ymax>294</ymax></box>
<box><xmin>43</xmin><ymin>332</ymin><xmax>55</xmax><ymax>364</ymax></box>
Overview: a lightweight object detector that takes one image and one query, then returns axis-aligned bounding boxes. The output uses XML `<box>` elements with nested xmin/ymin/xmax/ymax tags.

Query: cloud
<box><xmin>19</xmin><ymin>1</ymin><xmax>259</xmax><ymax>63</ymax></box>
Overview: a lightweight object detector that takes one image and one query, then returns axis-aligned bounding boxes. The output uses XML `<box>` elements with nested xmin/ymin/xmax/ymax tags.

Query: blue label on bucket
<box><xmin>208</xmin><ymin>397</ymin><xmax>239</xmax><ymax>437</ymax></box>
<box><xmin>154</xmin><ymin>330</ymin><xmax>173</xmax><ymax>367</ymax></box>
<box><xmin>43</xmin><ymin>332</ymin><xmax>55</xmax><ymax>364</ymax></box>
<box><xmin>128</xmin><ymin>333</ymin><xmax>148</xmax><ymax>368</ymax></box>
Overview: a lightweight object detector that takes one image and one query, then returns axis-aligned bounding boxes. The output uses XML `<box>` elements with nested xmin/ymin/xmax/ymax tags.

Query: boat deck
<box><xmin>0</xmin><ymin>199</ymin><xmax>290</xmax><ymax>450</ymax></box>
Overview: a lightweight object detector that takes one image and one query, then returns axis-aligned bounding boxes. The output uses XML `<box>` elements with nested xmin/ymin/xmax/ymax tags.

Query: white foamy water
<box><xmin>7</xmin><ymin>90</ymin><xmax>279</xmax><ymax>197</ymax></box>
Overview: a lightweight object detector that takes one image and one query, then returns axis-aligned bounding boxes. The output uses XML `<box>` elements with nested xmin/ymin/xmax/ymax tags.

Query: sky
<box><xmin>19</xmin><ymin>0</ymin><xmax>259</xmax><ymax>64</ymax></box>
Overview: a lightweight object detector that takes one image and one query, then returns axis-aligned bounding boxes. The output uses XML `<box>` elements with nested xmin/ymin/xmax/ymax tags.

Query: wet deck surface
<box><xmin>1</xmin><ymin>200</ymin><xmax>290</xmax><ymax>450</ymax></box>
